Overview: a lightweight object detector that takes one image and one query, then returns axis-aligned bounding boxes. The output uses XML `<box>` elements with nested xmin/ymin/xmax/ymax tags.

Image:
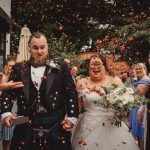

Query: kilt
<box><xmin>10</xmin><ymin>110</ymin><xmax>72</xmax><ymax>150</ymax></box>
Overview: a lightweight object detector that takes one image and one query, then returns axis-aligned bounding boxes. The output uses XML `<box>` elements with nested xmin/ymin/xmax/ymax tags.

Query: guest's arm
<box><xmin>0</xmin><ymin>81</ymin><xmax>24</xmax><ymax>91</ymax></box>
<box><xmin>1</xmin><ymin>65</ymin><xmax>24</xmax><ymax>127</ymax></box>
<box><xmin>137</xmin><ymin>83</ymin><xmax>149</xmax><ymax>123</ymax></box>
<box><xmin>0</xmin><ymin>72</ymin><xmax>23</xmax><ymax>91</ymax></box>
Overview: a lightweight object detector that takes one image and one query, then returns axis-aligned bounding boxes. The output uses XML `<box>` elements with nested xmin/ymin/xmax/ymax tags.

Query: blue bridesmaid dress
<box><xmin>130</xmin><ymin>79</ymin><xmax>150</xmax><ymax>140</ymax></box>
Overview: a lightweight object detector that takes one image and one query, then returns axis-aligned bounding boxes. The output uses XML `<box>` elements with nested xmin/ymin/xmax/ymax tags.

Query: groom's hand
<box><xmin>61</xmin><ymin>118</ymin><xmax>74</xmax><ymax>131</ymax></box>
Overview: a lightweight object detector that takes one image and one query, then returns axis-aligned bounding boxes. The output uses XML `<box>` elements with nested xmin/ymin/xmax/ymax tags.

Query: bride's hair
<box><xmin>89</xmin><ymin>54</ymin><xmax>114</xmax><ymax>76</ymax></box>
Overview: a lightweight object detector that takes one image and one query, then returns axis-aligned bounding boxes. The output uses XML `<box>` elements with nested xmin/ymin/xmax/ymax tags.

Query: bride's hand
<box><xmin>61</xmin><ymin>117</ymin><xmax>74</xmax><ymax>131</ymax></box>
<box><xmin>89</xmin><ymin>87</ymin><xmax>105</xmax><ymax>97</ymax></box>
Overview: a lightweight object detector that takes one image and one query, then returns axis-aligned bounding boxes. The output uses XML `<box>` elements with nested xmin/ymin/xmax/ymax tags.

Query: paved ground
<box><xmin>0</xmin><ymin>141</ymin><xmax>3</xmax><ymax>150</ymax></box>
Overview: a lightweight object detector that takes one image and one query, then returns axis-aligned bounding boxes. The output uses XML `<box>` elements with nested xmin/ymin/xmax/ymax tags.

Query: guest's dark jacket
<box><xmin>1</xmin><ymin>60</ymin><xmax>78</xmax><ymax>119</ymax></box>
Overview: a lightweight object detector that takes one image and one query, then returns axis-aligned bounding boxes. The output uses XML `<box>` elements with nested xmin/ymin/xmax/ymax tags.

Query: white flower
<box><xmin>106</xmin><ymin>92</ymin><xmax>117</xmax><ymax>104</ymax></box>
<box><xmin>49</xmin><ymin>62</ymin><xmax>57</xmax><ymax>68</ymax></box>
<box><xmin>106</xmin><ymin>87</ymin><xmax>134</xmax><ymax>105</ymax></box>
<box><xmin>46</xmin><ymin>60</ymin><xmax>60</xmax><ymax>70</ymax></box>
<box><xmin>101</xmin><ymin>85</ymin><xmax>149</xmax><ymax>126</ymax></box>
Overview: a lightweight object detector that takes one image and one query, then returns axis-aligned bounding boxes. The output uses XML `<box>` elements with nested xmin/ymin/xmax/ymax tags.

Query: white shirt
<box><xmin>31</xmin><ymin>65</ymin><xmax>46</xmax><ymax>91</ymax></box>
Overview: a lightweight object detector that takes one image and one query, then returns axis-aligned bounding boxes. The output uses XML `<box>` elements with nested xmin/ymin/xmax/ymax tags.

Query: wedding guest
<box><xmin>1</xmin><ymin>60</ymin><xmax>18</xmax><ymax>150</ymax></box>
<box><xmin>146</xmin><ymin>52</ymin><xmax>150</xmax><ymax>77</ymax></box>
<box><xmin>126</xmin><ymin>64</ymin><xmax>137</xmax><ymax>83</ymax></box>
<box><xmin>71</xmin><ymin>54</ymin><xmax>139</xmax><ymax>150</ymax></box>
<box><xmin>145</xmin><ymin>86</ymin><xmax>150</xmax><ymax>150</ymax></box>
<box><xmin>122</xmin><ymin>64</ymin><xmax>137</xmax><ymax>128</ymax></box>
<box><xmin>130</xmin><ymin>63</ymin><xmax>150</xmax><ymax>150</ymax></box>
<box><xmin>121</xmin><ymin>71</ymin><xmax>129</xmax><ymax>83</ymax></box>
<box><xmin>64</xmin><ymin>58</ymin><xmax>71</xmax><ymax>68</ymax></box>
<box><xmin>71</xmin><ymin>66</ymin><xmax>78</xmax><ymax>84</ymax></box>
<box><xmin>1</xmin><ymin>32</ymin><xmax>78</xmax><ymax>150</ymax></box>
<box><xmin>145</xmin><ymin>52</ymin><xmax>150</xmax><ymax>150</ymax></box>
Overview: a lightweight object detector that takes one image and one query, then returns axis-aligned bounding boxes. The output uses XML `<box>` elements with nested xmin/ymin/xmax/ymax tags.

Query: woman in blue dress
<box><xmin>130</xmin><ymin>63</ymin><xmax>150</xmax><ymax>150</ymax></box>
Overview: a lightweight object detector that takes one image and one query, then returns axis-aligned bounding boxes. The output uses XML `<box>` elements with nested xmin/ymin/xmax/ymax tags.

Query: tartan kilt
<box><xmin>10</xmin><ymin>111</ymin><xmax>72</xmax><ymax>150</ymax></box>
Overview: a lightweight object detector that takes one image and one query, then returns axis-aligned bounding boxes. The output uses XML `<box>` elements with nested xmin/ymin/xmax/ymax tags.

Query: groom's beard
<box><xmin>30</xmin><ymin>56</ymin><xmax>48</xmax><ymax>67</ymax></box>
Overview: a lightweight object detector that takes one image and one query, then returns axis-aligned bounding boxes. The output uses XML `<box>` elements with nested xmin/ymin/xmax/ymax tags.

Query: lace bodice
<box><xmin>79</xmin><ymin>88</ymin><xmax>108</xmax><ymax>114</ymax></box>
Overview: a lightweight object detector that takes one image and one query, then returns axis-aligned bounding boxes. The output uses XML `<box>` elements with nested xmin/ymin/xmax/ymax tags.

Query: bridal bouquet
<box><xmin>101</xmin><ymin>84</ymin><xmax>149</xmax><ymax>126</ymax></box>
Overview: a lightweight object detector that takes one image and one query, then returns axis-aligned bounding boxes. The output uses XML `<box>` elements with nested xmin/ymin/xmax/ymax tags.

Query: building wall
<box><xmin>0</xmin><ymin>0</ymin><xmax>11</xmax><ymax>17</ymax></box>
<box><xmin>0</xmin><ymin>0</ymin><xmax>11</xmax><ymax>59</ymax></box>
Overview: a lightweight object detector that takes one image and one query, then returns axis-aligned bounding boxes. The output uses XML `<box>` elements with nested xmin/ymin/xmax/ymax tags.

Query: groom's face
<box><xmin>29</xmin><ymin>35</ymin><xmax>48</xmax><ymax>65</ymax></box>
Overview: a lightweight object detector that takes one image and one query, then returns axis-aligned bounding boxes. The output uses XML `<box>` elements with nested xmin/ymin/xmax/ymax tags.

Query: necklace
<box><xmin>89</xmin><ymin>75</ymin><xmax>106</xmax><ymax>84</ymax></box>
<box><xmin>86</xmin><ymin>77</ymin><xmax>105</xmax><ymax>96</ymax></box>
<box><xmin>88</xmin><ymin>77</ymin><xmax>103</xmax><ymax>89</ymax></box>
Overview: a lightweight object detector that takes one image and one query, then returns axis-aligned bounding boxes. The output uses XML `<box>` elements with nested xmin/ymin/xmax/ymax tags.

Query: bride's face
<box><xmin>89</xmin><ymin>57</ymin><xmax>105</xmax><ymax>81</ymax></box>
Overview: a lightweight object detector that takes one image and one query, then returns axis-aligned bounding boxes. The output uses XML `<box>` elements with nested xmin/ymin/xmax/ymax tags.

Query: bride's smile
<box><xmin>89</xmin><ymin>57</ymin><xmax>105</xmax><ymax>82</ymax></box>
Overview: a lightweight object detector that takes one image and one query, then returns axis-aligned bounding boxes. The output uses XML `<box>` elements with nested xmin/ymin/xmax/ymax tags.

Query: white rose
<box><xmin>106</xmin><ymin>87</ymin><xmax>134</xmax><ymax>105</ymax></box>
<box><xmin>107</xmin><ymin>93</ymin><xmax>118</xmax><ymax>104</ymax></box>
<box><xmin>113</xmin><ymin>87</ymin><xmax>122</xmax><ymax>94</ymax></box>
<box><xmin>118</xmin><ymin>90</ymin><xmax>134</xmax><ymax>105</ymax></box>
<box><xmin>50</xmin><ymin>62</ymin><xmax>56</xmax><ymax>68</ymax></box>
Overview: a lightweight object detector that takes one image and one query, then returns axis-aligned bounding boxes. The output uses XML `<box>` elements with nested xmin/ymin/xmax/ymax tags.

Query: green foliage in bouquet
<box><xmin>95</xmin><ymin>83</ymin><xmax>150</xmax><ymax>126</ymax></box>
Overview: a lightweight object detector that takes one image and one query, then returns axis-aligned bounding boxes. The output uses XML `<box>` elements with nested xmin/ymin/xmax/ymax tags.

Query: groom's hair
<box><xmin>28</xmin><ymin>32</ymin><xmax>47</xmax><ymax>46</ymax></box>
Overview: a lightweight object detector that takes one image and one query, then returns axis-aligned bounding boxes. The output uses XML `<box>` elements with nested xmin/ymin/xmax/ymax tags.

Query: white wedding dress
<box><xmin>71</xmin><ymin>88</ymin><xmax>139</xmax><ymax>150</ymax></box>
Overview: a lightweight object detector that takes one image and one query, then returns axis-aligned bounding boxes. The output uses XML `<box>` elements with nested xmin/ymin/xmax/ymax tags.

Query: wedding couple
<box><xmin>1</xmin><ymin>32</ymin><xmax>139</xmax><ymax>150</ymax></box>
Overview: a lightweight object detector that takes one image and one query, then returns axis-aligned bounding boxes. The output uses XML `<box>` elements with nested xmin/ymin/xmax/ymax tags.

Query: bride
<box><xmin>71</xmin><ymin>54</ymin><xmax>139</xmax><ymax>150</ymax></box>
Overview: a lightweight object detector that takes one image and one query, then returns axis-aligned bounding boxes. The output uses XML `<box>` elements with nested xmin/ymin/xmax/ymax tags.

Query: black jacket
<box><xmin>1</xmin><ymin>60</ymin><xmax>78</xmax><ymax>118</ymax></box>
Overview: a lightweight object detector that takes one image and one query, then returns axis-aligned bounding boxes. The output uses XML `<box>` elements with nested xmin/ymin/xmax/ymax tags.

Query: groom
<box><xmin>1</xmin><ymin>32</ymin><xmax>78</xmax><ymax>150</ymax></box>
